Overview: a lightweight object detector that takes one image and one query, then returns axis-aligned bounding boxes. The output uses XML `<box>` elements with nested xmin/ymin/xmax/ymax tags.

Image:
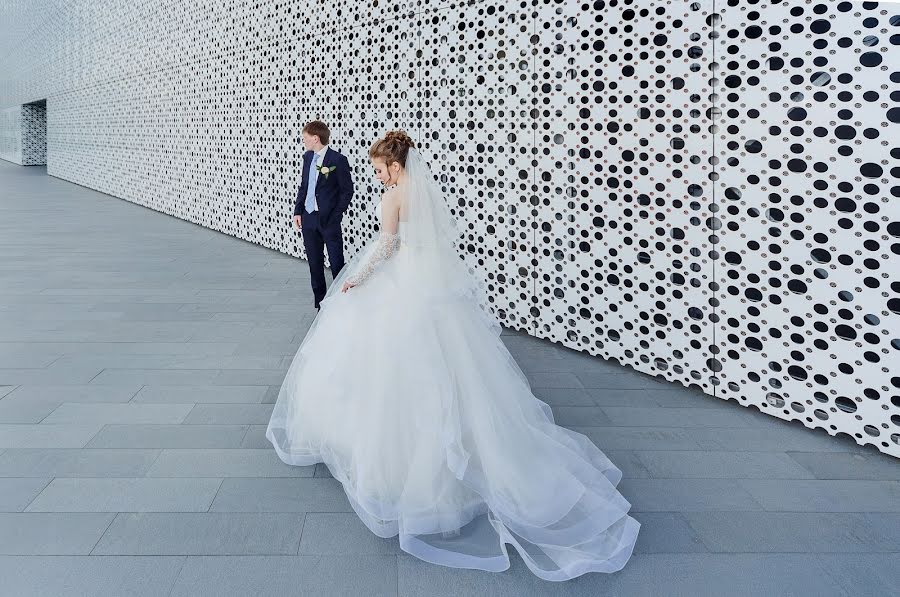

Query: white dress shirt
<box><xmin>308</xmin><ymin>145</ymin><xmax>329</xmax><ymax>212</ymax></box>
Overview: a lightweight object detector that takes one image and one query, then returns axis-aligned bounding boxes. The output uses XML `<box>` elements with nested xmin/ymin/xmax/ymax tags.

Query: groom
<box><xmin>293</xmin><ymin>121</ymin><xmax>354</xmax><ymax>310</ymax></box>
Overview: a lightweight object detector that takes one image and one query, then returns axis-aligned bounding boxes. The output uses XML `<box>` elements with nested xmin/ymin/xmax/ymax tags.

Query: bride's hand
<box><xmin>340</xmin><ymin>281</ymin><xmax>356</xmax><ymax>293</ymax></box>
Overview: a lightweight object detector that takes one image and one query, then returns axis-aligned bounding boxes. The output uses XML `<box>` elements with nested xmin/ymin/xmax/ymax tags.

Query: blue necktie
<box><xmin>305</xmin><ymin>154</ymin><xmax>319</xmax><ymax>213</ymax></box>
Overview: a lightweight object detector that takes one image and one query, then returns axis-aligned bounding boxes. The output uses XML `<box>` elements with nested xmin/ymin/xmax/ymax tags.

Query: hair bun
<box><xmin>384</xmin><ymin>130</ymin><xmax>415</xmax><ymax>149</ymax></box>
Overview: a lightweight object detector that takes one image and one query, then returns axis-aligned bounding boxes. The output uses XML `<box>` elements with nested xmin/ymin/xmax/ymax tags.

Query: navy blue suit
<box><xmin>294</xmin><ymin>147</ymin><xmax>354</xmax><ymax>307</ymax></box>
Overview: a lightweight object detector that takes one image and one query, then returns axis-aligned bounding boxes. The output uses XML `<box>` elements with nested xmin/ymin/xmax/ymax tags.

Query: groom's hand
<box><xmin>293</xmin><ymin>215</ymin><xmax>302</xmax><ymax>230</ymax></box>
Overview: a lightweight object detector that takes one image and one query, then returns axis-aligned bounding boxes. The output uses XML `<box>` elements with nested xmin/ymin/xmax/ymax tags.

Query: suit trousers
<box><xmin>301</xmin><ymin>208</ymin><xmax>345</xmax><ymax>307</ymax></box>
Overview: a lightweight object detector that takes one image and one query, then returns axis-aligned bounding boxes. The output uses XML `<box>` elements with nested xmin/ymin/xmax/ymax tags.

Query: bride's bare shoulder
<box><xmin>381</xmin><ymin>184</ymin><xmax>403</xmax><ymax>206</ymax></box>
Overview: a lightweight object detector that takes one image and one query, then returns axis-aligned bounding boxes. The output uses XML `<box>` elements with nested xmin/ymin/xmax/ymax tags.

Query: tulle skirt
<box><xmin>266</xmin><ymin>243</ymin><xmax>640</xmax><ymax>581</ymax></box>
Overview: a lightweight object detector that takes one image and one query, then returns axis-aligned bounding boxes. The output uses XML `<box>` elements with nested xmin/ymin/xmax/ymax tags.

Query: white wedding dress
<box><xmin>266</xmin><ymin>150</ymin><xmax>639</xmax><ymax>581</ymax></box>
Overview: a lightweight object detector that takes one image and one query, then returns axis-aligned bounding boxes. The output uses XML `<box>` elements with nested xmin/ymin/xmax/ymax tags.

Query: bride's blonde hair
<box><xmin>369</xmin><ymin>130</ymin><xmax>415</xmax><ymax>168</ymax></box>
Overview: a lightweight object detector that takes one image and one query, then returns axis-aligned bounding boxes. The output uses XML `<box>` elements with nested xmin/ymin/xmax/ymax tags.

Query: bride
<box><xmin>266</xmin><ymin>131</ymin><xmax>640</xmax><ymax>581</ymax></box>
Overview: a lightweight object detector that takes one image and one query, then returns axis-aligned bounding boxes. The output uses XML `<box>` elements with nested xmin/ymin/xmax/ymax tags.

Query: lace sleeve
<box><xmin>347</xmin><ymin>232</ymin><xmax>400</xmax><ymax>286</ymax></box>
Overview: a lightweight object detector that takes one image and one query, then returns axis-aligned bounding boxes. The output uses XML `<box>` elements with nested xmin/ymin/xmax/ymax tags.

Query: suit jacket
<box><xmin>294</xmin><ymin>147</ymin><xmax>353</xmax><ymax>225</ymax></box>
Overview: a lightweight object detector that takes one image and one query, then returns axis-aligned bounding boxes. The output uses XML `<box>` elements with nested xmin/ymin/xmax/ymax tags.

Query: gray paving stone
<box><xmin>1</xmin><ymin>384</ymin><xmax>141</xmax><ymax>403</ymax></box>
<box><xmin>0</xmin><ymin>513</ymin><xmax>115</xmax><ymax>554</ymax></box>
<box><xmin>261</xmin><ymin>385</ymin><xmax>281</xmax><ymax>403</ymax></box>
<box><xmin>240</xmin><ymin>424</ymin><xmax>271</xmax><ymax>448</ymax></box>
<box><xmin>169</xmin><ymin>355</ymin><xmax>287</xmax><ymax>369</ymax></box>
<box><xmin>181</xmin><ymin>302</ymin><xmax>273</xmax><ymax>313</ymax></box>
<box><xmin>211</xmin><ymin>312</ymin><xmax>300</xmax><ymax>324</ymax></box>
<box><xmin>817</xmin><ymin>554</ymin><xmax>900</xmax><ymax>596</ymax></box>
<box><xmin>564</xmin><ymin>353</ymin><xmax>635</xmax><ymax>374</ymax></box>
<box><xmin>586</xmin><ymin>388</ymin><xmax>669</xmax><ymax>408</ymax></box>
<box><xmin>212</xmin><ymin>369</ymin><xmax>288</xmax><ymax>386</ymax></box>
<box><xmin>571</xmin><ymin>427</ymin><xmax>702</xmax><ymax>451</ymax></box>
<box><xmin>107</xmin><ymin>310</ymin><xmax>215</xmax><ymax>322</ymax></box>
<box><xmin>0</xmin><ymin>395</ymin><xmax>63</xmax><ymax>423</ymax></box>
<box><xmin>0</xmin><ymin>354</ymin><xmax>60</xmax><ymax>367</ymax></box>
<box><xmin>47</xmin><ymin>354</ymin><xmax>193</xmax><ymax>369</ymax></box>
<box><xmin>601</xmin><ymin>406</ymin><xmax>760</xmax><ymax>428</ymax></box>
<box><xmin>313</xmin><ymin>463</ymin><xmax>333</xmax><ymax>478</ymax></box>
<box><xmin>609</xmin><ymin>553</ymin><xmax>850</xmax><ymax>596</ymax></box>
<box><xmin>209</xmin><ymin>478</ymin><xmax>351</xmax><ymax>512</ymax></box>
<box><xmin>634</xmin><ymin>450</ymin><xmax>815</xmax><ymax>479</ymax></box>
<box><xmin>89</xmin><ymin>368</ymin><xmax>222</xmax><ymax>385</ymax></box>
<box><xmin>0</xmin><ymin>365</ymin><xmax>103</xmax><ymax>385</ymax></box>
<box><xmin>243</xmin><ymin>327</ymin><xmax>302</xmax><ymax>344</ymax></box>
<box><xmin>690</xmin><ymin>425</ymin><xmax>869</xmax><ymax>453</ymax></box>
<box><xmin>0</xmin><ymin>423</ymin><xmax>103</xmax><ymax>448</ymax></box>
<box><xmin>503</xmin><ymin>343</ymin><xmax>566</xmax><ymax>363</ymax></box>
<box><xmin>25</xmin><ymin>478</ymin><xmax>222</xmax><ymax>512</ymax></box>
<box><xmin>0</xmin><ymin>341</ymin><xmax>239</xmax><ymax>356</ymax></box>
<box><xmin>39</xmin><ymin>288</ymin><xmax>192</xmax><ymax>298</ymax></box>
<box><xmin>858</xmin><ymin>512</ymin><xmax>900</xmax><ymax>546</ymax></box>
<box><xmin>786</xmin><ymin>451</ymin><xmax>900</xmax><ymax>480</ymax></box>
<box><xmin>604</xmin><ymin>450</ymin><xmax>652</xmax><ymax>479</ymax></box>
<box><xmin>170</xmin><ymin>555</ymin><xmax>397</xmax><ymax>597</ymax></box>
<box><xmin>738</xmin><ymin>480</ymin><xmax>900</xmax><ymax>512</ymax></box>
<box><xmin>631</xmin><ymin>512</ymin><xmax>709</xmax><ymax>554</ymax></box>
<box><xmin>85</xmin><ymin>424</ymin><xmax>249</xmax><ymax>448</ymax></box>
<box><xmin>132</xmin><ymin>385</ymin><xmax>269</xmax><ymax>403</ymax></box>
<box><xmin>634</xmin><ymin>388</ymin><xmax>721</xmax><ymax>408</ymax></box>
<box><xmin>299</xmin><ymin>512</ymin><xmax>403</xmax><ymax>555</ymax></box>
<box><xmin>183</xmin><ymin>403</ymin><xmax>274</xmax><ymax>425</ymax></box>
<box><xmin>146</xmin><ymin>449</ymin><xmax>313</xmax><ymax>477</ymax></box>
<box><xmin>531</xmin><ymin>387</ymin><xmax>595</xmax><ymax>406</ymax></box>
<box><xmin>40</xmin><ymin>402</ymin><xmax>194</xmax><ymax>425</ymax></box>
<box><xmin>0</xmin><ymin>448</ymin><xmax>160</xmax><ymax>477</ymax></box>
<box><xmin>576</xmin><ymin>370</ymin><xmax>668</xmax><ymax>390</ymax></box>
<box><xmin>550</xmin><ymin>406</ymin><xmax>613</xmax><ymax>427</ymax></box>
<box><xmin>92</xmin><ymin>512</ymin><xmax>304</xmax><ymax>555</ymax></box>
<box><xmin>526</xmin><ymin>371</ymin><xmax>584</xmax><ymax>389</ymax></box>
<box><xmin>513</xmin><ymin>354</ymin><xmax>569</xmax><ymax>373</ymax></box>
<box><xmin>291</xmin><ymin>329</ymin><xmax>314</xmax><ymax>344</ymax></box>
<box><xmin>20</xmin><ymin>327</ymin><xmax>193</xmax><ymax>343</ymax></box>
<box><xmin>232</xmin><ymin>340</ymin><xmax>302</xmax><ymax>357</ymax></box>
<box><xmin>0</xmin><ymin>478</ymin><xmax>51</xmax><ymax>511</ymax></box>
<box><xmin>90</xmin><ymin>303</ymin><xmax>194</xmax><ymax>317</ymax></box>
<box><xmin>195</xmin><ymin>289</ymin><xmax>284</xmax><ymax>300</ymax></box>
<box><xmin>618</xmin><ymin>479</ymin><xmax>764</xmax><ymax>512</ymax></box>
<box><xmin>685</xmin><ymin>511</ymin><xmax>900</xmax><ymax>553</ymax></box>
<box><xmin>0</xmin><ymin>555</ymin><xmax>184</xmax><ymax>597</ymax></box>
<box><xmin>187</xmin><ymin>323</ymin><xmax>258</xmax><ymax>342</ymax></box>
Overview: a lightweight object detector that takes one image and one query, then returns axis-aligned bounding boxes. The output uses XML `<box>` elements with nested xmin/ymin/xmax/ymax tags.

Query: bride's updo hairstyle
<box><xmin>369</xmin><ymin>130</ymin><xmax>416</xmax><ymax>168</ymax></box>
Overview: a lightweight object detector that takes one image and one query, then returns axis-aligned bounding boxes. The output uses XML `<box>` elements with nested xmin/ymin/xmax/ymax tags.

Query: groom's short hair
<box><xmin>303</xmin><ymin>121</ymin><xmax>330</xmax><ymax>145</ymax></box>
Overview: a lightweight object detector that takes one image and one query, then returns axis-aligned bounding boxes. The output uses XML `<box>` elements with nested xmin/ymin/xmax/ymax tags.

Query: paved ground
<box><xmin>0</xmin><ymin>160</ymin><xmax>898</xmax><ymax>596</ymax></box>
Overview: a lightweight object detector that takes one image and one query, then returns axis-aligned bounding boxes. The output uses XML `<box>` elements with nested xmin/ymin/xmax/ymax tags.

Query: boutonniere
<box><xmin>318</xmin><ymin>164</ymin><xmax>337</xmax><ymax>178</ymax></box>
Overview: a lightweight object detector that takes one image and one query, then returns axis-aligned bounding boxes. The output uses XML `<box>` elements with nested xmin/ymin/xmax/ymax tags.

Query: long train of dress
<box><xmin>267</xmin><ymin>210</ymin><xmax>640</xmax><ymax>581</ymax></box>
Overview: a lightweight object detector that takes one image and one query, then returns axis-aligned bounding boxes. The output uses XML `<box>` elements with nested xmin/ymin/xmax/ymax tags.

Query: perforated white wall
<box><xmin>713</xmin><ymin>0</ymin><xmax>899</xmax><ymax>456</ymax></box>
<box><xmin>0</xmin><ymin>106</ymin><xmax>24</xmax><ymax>164</ymax></box>
<box><xmin>0</xmin><ymin>103</ymin><xmax>45</xmax><ymax>165</ymax></box>
<box><xmin>0</xmin><ymin>0</ymin><xmax>897</xmax><ymax>457</ymax></box>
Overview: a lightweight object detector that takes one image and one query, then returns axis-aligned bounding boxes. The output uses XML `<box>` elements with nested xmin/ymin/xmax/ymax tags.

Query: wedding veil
<box><xmin>395</xmin><ymin>148</ymin><xmax>498</xmax><ymax>329</ymax></box>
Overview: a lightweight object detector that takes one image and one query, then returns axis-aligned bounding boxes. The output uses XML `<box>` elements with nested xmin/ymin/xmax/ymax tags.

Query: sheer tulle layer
<box><xmin>267</xmin><ymin>246</ymin><xmax>639</xmax><ymax>581</ymax></box>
